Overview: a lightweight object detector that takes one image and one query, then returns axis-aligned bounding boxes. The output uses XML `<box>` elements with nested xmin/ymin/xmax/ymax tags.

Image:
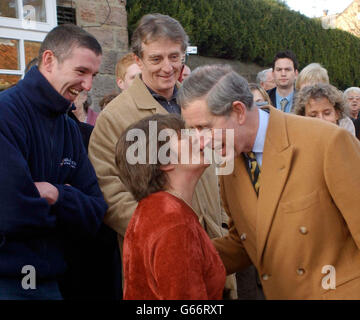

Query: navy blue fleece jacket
<box><xmin>0</xmin><ymin>66</ymin><xmax>107</xmax><ymax>279</ymax></box>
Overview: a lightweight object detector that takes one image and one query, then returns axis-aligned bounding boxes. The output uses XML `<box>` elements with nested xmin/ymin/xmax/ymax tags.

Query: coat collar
<box><xmin>127</xmin><ymin>75</ymin><xmax>180</xmax><ymax>113</ymax></box>
<box><xmin>255</xmin><ymin>106</ymin><xmax>294</xmax><ymax>265</ymax></box>
<box><xmin>18</xmin><ymin>66</ymin><xmax>72</xmax><ymax>117</ymax></box>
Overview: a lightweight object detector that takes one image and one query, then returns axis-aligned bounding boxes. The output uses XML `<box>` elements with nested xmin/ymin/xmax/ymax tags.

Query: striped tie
<box><xmin>280</xmin><ymin>98</ymin><xmax>288</xmax><ymax>112</ymax></box>
<box><xmin>245</xmin><ymin>151</ymin><xmax>261</xmax><ymax>196</ymax></box>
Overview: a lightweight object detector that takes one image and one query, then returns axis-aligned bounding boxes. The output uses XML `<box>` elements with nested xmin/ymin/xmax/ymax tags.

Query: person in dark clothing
<box><xmin>267</xmin><ymin>50</ymin><xmax>298</xmax><ymax>112</ymax></box>
<box><xmin>0</xmin><ymin>24</ymin><xmax>108</xmax><ymax>299</ymax></box>
<box><xmin>67</xmin><ymin>109</ymin><xmax>94</xmax><ymax>151</ymax></box>
<box><xmin>61</xmin><ymin>109</ymin><xmax>122</xmax><ymax>300</ymax></box>
<box><xmin>353</xmin><ymin>117</ymin><xmax>360</xmax><ymax>140</ymax></box>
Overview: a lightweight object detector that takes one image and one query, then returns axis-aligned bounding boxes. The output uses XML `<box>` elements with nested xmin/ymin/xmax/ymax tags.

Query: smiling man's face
<box><xmin>45</xmin><ymin>46</ymin><xmax>101</xmax><ymax>102</ymax></box>
<box><xmin>44</xmin><ymin>47</ymin><xmax>101</xmax><ymax>102</ymax></box>
<box><xmin>135</xmin><ymin>38</ymin><xmax>183</xmax><ymax>100</ymax></box>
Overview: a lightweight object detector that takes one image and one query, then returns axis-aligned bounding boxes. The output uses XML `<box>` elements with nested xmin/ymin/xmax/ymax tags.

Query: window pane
<box><xmin>24</xmin><ymin>40</ymin><xmax>41</xmax><ymax>69</ymax></box>
<box><xmin>0</xmin><ymin>74</ymin><xmax>21</xmax><ymax>92</ymax></box>
<box><xmin>0</xmin><ymin>1</ymin><xmax>18</xmax><ymax>19</ymax></box>
<box><xmin>23</xmin><ymin>0</ymin><xmax>46</xmax><ymax>22</ymax></box>
<box><xmin>0</xmin><ymin>38</ymin><xmax>19</xmax><ymax>70</ymax></box>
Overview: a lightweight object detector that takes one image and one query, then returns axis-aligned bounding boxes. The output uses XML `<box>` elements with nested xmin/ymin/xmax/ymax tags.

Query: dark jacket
<box><xmin>267</xmin><ymin>87</ymin><xmax>277</xmax><ymax>107</ymax></box>
<box><xmin>67</xmin><ymin>108</ymin><xmax>94</xmax><ymax>152</ymax></box>
<box><xmin>0</xmin><ymin>66</ymin><xmax>107</xmax><ymax>280</ymax></box>
<box><xmin>63</xmin><ymin>110</ymin><xmax>122</xmax><ymax>300</ymax></box>
<box><xmin>353</xmin><ymin>118</ymin><xmax>360</xmax><ymax>140</ymax></box>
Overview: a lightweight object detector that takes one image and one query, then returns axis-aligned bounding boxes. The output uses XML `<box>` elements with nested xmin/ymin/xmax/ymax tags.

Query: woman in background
<box><xmin>72</xmin><ymin>91</ymin><xmax>98</xmax><ymax>125</ymax></box>
<box><xmin>293</xmin><ymin>83</ymin><xmax>354</xmax><ymax>136</ymax></box>
<box><xmin>295</xmin><ymin>63</ymin><xmax>355</xmax><ymax>135</ymax></box>
<box><xmin>248</xmin><ymin>83</ymin><xmax>272</xmax><ymax>107</ymax></box>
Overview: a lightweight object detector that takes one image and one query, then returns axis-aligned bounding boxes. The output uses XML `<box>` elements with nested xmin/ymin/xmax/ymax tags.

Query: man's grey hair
<box><xmin>256</xmin><ymin>68</ymin><xmax>272</xmax><ymax>84</ymax></box>
<box><xmin>177</xmin><ymin>64</ymin><xmax>254</xmax><ymax>116</ymax></box>
<box><xmin>131</xmin><ymin>13</ymin><xmax>189</xmax><ymax>58</ymax></box>
<box><xmin>344</xmin><ymin>87</ymin><xmax>360</xmax><ymax>98</ymax></box>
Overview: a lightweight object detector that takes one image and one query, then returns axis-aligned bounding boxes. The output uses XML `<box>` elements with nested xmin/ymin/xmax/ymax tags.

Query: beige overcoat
<box><xmin>213</xmin><ymin>106</ymin><xmax>360</xmax><ymax>299</ymax></box>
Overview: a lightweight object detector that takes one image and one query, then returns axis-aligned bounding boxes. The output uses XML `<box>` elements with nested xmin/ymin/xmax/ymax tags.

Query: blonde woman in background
<box><xmin>248</xmin><ymin>83</ymin><xmax>272</xmax><ymax>107</ymax></box>
<box><xmin>293</xmin><ymin>83</ymin><xmax>356</xmax><ymax>136</ymax></box>
<box><xmin>294</xmin><ymin>63</ymin><xmax>355</xmax><ymax>135</ymax></box>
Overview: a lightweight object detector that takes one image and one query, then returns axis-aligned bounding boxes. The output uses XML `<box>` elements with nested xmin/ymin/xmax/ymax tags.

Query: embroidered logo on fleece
<box><xmin>60</xmin><ymin>158</ymin><xmax>77</xmax><ymax>169</ymax></box>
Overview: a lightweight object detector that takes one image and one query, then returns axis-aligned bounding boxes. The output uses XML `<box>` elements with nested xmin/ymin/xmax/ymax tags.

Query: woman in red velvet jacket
<box><xmin>115</xmin><ymin>114</ymin><xmax>226</xmax><ymax>300</ymax></box>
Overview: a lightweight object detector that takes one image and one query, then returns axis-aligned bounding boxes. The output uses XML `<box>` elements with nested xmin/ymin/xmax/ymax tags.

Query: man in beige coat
<box><xmin>88</xmin><ymin>14</ymin><xmax>237</xmax><ymax>298</ymax></box>
<box><xmin>178</xmin><ymin>64</ymin><xmax>360</xmax><ymax>299</ymax></box>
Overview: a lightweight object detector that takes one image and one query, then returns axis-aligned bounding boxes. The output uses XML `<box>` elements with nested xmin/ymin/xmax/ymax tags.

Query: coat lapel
<box><xmin>256</xmin><ymin>107</ymin><xmax>294</xmax><ymax>265</ymax></box>
<box><xmin>128</xmin><ymin>75</ymin><xmax>181</xmax><ymax>115</ymax></box>
<box><xmin>128</xmin><ymin>76</ymin><xmax>164</xmax><ymax>114</ymax></box>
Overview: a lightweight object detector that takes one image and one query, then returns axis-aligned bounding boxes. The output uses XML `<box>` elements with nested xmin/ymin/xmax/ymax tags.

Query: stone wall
<box><xmin>56</xmin><ymin>1</ymin><xmax>264</xmax><ymax>110</ymax></box>
<box><xmin>336</xmin><ymin>0</ymin><xmax>360</xmax><ymax>38</ymax></box>
<box><xmin>57</xmin><ymin>0</ymin><xmax>130</xmax><ymax>111</ymax></box>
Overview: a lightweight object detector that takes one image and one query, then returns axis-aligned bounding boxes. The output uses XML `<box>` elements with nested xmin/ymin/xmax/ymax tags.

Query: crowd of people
<box><xmin>0</xmin><ymin>12</ymin><xmax>359</xmax><ymax>300</ymax></box>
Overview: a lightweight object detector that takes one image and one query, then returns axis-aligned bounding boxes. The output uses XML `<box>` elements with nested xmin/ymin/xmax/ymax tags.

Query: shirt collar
<box><xmin>252</xmin><ymin>108</ymin><xmax>269</xmax><ymax>153</ymax></box>
<box><xmin>276</xmin><ymin>90</ymin><xmax>294</xmax><ymax>104</ymax></box>
<box><xmin>276</xmin><ymin>89</ymin><xmax>294</xmax><ymax>101</ymax></box>
<box><xmin>18</xmin><ymin>66</ymin><xmax>72</xmax><ymax>116</ymax></box>
<box><xmin>145</xmin><ymin>83</ymin><xmax>178</xmax><ymax>102</ymax></box>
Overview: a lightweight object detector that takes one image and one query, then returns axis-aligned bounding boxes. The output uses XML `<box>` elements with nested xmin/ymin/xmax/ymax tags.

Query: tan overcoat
<box><xmin>213</xmin><ymin>106</ymin><xmax>360</xmax><ymax>299</ymax></box>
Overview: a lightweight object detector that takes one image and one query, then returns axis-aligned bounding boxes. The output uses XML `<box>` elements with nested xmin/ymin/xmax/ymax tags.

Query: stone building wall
<box><xmin>57</xmin><ymin>0</ymin><xmax>129</xmax><ymax>111</ymax></box>
<box><xmin>335</xmin><ymin>0</ymin><xmax>360</xmax><ymax>38</ymax></box>
<box><xmin>56</xmin><ymin>1</ymin><xmax>264</xmax><ymax>110</ymax></box>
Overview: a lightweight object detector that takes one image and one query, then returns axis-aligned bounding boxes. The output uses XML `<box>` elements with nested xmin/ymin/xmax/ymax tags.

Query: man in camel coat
<box><xmin>178</xmin><ymin>64</ymin><xmax>360</xmax><ymax>299</ymax></box>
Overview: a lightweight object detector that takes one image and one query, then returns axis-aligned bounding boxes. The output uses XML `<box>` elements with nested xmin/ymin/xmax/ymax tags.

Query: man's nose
<box><xmin>196</xmin><ymin>129</ymin><xmax>212</xmax><ymax>150</ymax></box>
<box><xmin>82</xmin><ymin>75</ymin><xmax>93</xmax><ymax>91</ymax></box>
<box><xmin>162</xmin><ymin>59</ymin><xmax>173</xmax><ymax>72</ymax></box>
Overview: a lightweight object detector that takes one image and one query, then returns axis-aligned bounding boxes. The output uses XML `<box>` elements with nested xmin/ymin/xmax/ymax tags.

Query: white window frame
<box><xmin>0</xmin><ymin>0</ymin><xmax>57</xmax><ymax>76</ymax></box>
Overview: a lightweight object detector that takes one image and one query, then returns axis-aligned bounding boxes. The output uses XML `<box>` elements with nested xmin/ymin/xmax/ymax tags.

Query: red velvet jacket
<box><xmin>123</xmin><ymin>191</ymin><xmax>226</xmax><ymax>300</ymax></box>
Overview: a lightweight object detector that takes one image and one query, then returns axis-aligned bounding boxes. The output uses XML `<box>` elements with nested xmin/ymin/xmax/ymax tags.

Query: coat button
<box><xmin>297</xmin><ymin>268</ymin><xmax>305</xmax><ymax>275</ymax></box>
<box><xmin>240</xmin><ymin>233</ymin><xmax>247</xmax><ymax>241</ymax></box>
<box><xmin>299</xmin><ymin>226</ymin><xmax>308</xmax><ymax>235</ymax></box>
<box><xmin>262</xmin><ymin>274</ymin><xmax>269</xmax><ymax>281</ymax></box>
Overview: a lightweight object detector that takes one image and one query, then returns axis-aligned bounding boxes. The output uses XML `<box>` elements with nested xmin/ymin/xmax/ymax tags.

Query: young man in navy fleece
<box><xmin>0</xmin><ymin>24</ymin><xmax>107</xmax><ymax>299</ymax></box>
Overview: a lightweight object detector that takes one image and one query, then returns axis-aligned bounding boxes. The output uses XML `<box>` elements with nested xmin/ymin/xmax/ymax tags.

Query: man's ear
<box><xmin>116</xmin><ymin>78</ymin><xmax>125</xmax><ymax>90</ymax></box>
<box><xmin>134</xmin><ymin>54</ymin><xmax>143</xmax><ymax>70</ymax></box>
<box><xmin>232</xmin><ymin>101</ymin><xmax>247</xmax><ymax>125</ymax></box>
<box><xmin>41</xmin><ymin>50</ymin><xmax>56</xmax><ymax>73</ymax></box>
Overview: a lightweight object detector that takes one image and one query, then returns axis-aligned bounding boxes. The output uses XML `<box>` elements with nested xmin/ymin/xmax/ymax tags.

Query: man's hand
<box><xmin>34</xmin><ymin>182</ymin><xmax>59</xmax><ymax>205</ymax></box>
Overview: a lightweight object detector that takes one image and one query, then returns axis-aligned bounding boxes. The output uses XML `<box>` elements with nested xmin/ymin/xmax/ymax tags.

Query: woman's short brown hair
<box><xmin>293</xmin><ymin>83</ymin><xmax>345</xmax><ymax>119</ymax></box>
<box><xmin>115</xmin><ymin>114</ymin><xmax>185</xmax><ymax>202</ymax></box>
